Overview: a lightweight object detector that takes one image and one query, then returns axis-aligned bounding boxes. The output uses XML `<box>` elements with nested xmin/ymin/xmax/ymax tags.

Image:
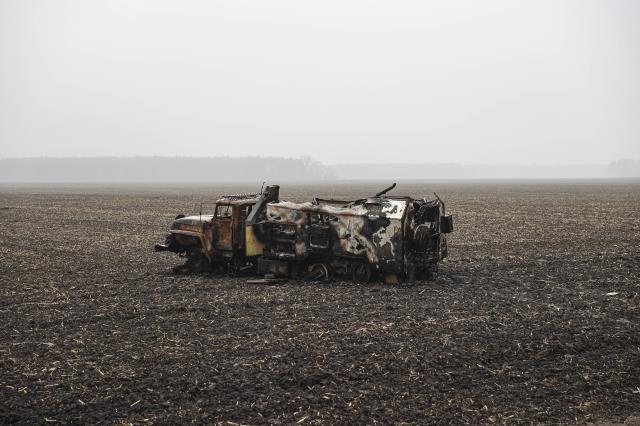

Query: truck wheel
<box><xmin>186</xmin><ymin>253</ymin><xmax>210</xmax><ymax>273</ymax></box>
<box><xmin>351</xmin><ymin>263</ymin><xmax>372</xmax><ymax>283</ymax></box>
<box><xmin>307</xmin><ymin>263</ymin><xmax>331</xmax><ymax>282</ymax></box>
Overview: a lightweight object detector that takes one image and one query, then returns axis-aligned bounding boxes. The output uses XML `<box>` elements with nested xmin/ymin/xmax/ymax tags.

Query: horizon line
<box><xmin>1</xmin><ymin>155</ymin><xmax>637</xmax><ymax>166</ymax></box>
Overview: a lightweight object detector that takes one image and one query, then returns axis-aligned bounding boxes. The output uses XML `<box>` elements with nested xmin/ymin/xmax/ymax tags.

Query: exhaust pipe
<box><xmin>375</xmin><ymin>183</ymin><xmax>396</xmax><ymax>197</ymax></box>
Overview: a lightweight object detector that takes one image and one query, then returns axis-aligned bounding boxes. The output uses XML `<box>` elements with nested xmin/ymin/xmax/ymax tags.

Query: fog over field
<box><xmin>1</xmin><ymin>157</ymin><xmax>640</xmax><ymax>182</ymax></box>
<box><xmin>2</xmin><ymin>1</ymin><xmax>640</xmax><ymax>424</ymax></box>
<box><xmin>1</xmin><ymin>1</ymin><xmax>639</xmax><ymax>165</ymax></box>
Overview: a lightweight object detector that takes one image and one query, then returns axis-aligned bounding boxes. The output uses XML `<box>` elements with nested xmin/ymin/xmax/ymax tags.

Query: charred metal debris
<box><xmin>154</xmin><ymin>184</ymin><xmax>453</xmax><ymax>283</ymax></box>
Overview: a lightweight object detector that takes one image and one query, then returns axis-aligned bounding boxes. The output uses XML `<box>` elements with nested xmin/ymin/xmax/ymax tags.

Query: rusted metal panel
<box><xmin>213</xmin><ymin>217</ymin><xmax>233</xmax><ymax>251</ymax></box>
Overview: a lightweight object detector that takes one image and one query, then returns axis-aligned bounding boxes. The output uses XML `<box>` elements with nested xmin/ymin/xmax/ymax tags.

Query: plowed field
<box><xmin>1</xmin><ymin>182</ymin><xmax>639</xmax><ymax>424</ymax></box>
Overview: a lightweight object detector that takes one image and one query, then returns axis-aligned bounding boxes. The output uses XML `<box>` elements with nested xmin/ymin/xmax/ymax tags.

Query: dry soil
<box><xmin>1</xmin><ymin>181</ymin><xmax>639</xmax><ymax>424</ymax></box>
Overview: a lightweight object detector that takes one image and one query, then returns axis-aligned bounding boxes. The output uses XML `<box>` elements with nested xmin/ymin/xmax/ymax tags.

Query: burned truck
<box><xmin>155</xmin><ymin>184</ymin><xmax>453</xmax><ymax>282</ymax></box>
<box><xmin>154</xmin><ymin>185</ymin><xmax>281</xmax><ymax>274</ymax></box>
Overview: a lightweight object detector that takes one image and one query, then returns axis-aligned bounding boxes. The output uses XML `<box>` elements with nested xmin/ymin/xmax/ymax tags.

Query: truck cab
<box><xmin>154</xmin><ymin>185</ymin><xmax>280</xmax><ymax>271</ymax></box>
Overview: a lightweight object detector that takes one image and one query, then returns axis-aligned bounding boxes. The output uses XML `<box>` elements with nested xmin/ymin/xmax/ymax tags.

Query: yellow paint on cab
<box><xmin>245</xmin><ymin>225</ymin><xmax>265</xmax><ymax>257</ymax></box>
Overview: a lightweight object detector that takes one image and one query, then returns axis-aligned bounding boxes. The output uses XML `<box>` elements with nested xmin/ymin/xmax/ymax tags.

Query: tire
<box><xmin>308</xmin><ymin>263</ymin><xmax>331</xmax><ymax>282</ymax></box>
<box><xmin>351</xmin><ymin>262</ymin><xmax>372</xmax><ymax>283</ymax></box>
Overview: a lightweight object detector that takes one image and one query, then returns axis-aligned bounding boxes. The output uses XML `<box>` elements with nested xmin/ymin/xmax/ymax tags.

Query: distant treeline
<box><xmin>0</xmin><ymin>156</ymin><xmax>334</xmax><ymax>182</ymax></box>
<box><xmin>608</xmin><ymin>159</ymin><xmax>640</xmax><ymax>178</ymax></box>
<box><xmin>329</xmin><ymin>163</ymin><xmax>624</xmax><ymax>179</ymax></box>
<box><xmin>0</xmin><ymin>157</ymin><xmax>638</xmax><ymax>182</ymax></box>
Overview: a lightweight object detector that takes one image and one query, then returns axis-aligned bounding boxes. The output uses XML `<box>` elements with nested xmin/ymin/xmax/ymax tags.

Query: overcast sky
<box><xmin>0</xmin><ymin>0</ymin><xmax>638</xmax><ymax>164</ymax></box>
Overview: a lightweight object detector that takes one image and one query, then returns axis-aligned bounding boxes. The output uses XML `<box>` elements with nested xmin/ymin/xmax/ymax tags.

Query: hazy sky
<box><xmin>1</xmin><ymin>0</ymin><xmax>638</xmax><ymax>164</ymax></box>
